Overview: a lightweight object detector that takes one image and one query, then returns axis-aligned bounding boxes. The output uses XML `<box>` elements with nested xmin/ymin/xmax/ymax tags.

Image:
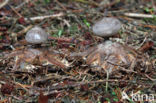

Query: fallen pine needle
<box><xmin>124</xmin><ymin>13</ymin><xmax>156</xmax><ymax>18</ymax></box>
<box><xmin>24</xmin><ymin>12</ymin><xmax>64</xmax><ymax>21</ymax></box>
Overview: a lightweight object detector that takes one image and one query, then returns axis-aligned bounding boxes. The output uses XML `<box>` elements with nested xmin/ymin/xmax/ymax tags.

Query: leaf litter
<box><xmin>0</xmin><ymin>0</ymin><xmax>155</xmax><ymax>103</ymax></box>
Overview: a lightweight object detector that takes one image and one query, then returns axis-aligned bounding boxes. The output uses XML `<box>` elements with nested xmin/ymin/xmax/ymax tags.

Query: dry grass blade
<box><xmin>0</xmin><ymin>0</ymin><xmax>9</xmax><ymax>9</ymax></box>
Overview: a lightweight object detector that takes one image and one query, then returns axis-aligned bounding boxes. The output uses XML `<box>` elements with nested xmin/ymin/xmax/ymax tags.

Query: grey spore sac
<box><xmin>25</xmin><ymin>26</ymin><xmax>49</xmax><ymax>44</ymax></box>
<box><xmin>92</xmin><ymin>17</ymin><xmax>122</xmax><ymax>37</ymax></box>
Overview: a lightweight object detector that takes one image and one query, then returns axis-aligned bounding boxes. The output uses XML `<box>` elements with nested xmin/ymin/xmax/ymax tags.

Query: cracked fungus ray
<box><xmin>5</xmin><ymin>48</ymin><xmax>66</xmax><ymax>70</ymax></box>
<box><xmin>73</xmin><ymin>41</ymin><xmax>137</xmax><ymax>74</ymax></box>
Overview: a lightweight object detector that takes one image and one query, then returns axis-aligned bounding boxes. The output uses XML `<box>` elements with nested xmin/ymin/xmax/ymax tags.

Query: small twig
<box><xmin>48</xmin><ymin>36</ymin><xmax>73</xmax><ymax>43</ymax></box>
<box><xmin>106</xmin><ymin>71</ymin><xmax>109</xmax><ymax>92</ymax></box>
<box><xmin>145</xmin><ymin>74</ymin><xmax>156</xmax><ymax>81</ymax></box>
<box><xmin>24</xmin><ymin>12</ymin><xmax>64</xmax><ymax>21</ymax></box>
<box><xmin>33</xmin><ymin>74</ymin><xmax>75</xmax><ymax>85</ymax></box>
<box><xmin>124</xmin><ymin>13</ymin><xmax>156</xmax><ymax>18</ymax></box>
<box><xmin>55</xmin><ymin>0</ymin><xmax>67</xmax><ymax>10</ymax></box>
<box><xmin>138</xmin><ymin>24</ymin><xmax>156</xmax><ymax>29</ymax></box>
<box><xmin>33</xmin><ymin>79</ymin><xmax>128</xmax><ymax>91</ymax></box>
<box><xmin>107</xmin><ymin>61</ymin><xmax>137</xmax><ymax>73</ymax></box>
<box><xmin>58</xmin><ymin>17</ymin><xmax>71</xmax><ymax>27</ymax></box>
<box><xmin>75</xmin><ymin>0</ymin><xmax>99</xmax><ymax>6</ymax></box>
<box><xmin>137</xmin><ymin>36</ymin><xmax>147</xmax><ymax>50</ymax></box>
<box><xmin>9</xmin><ymin>5</ymin><xmax>22</xmax><ymax>17</ymax></box>
<box><xmin>15</xmin><ymin>0</ymin><xmax>30</xmax><ymax>9</ymax></box>
<box><xmin>17</xmin><ymin>25</ymin><xmax>33</xmax><ymax>37</ymax></box>
<box><xmin>0</xmin><ymin>80</ymin><xmax>6</xmax><ymax>84</ymax></box>
<box><xmin>15</xmin><ymin>82</ymin><xmax>30</xmax><ymax>92</ymax></box>
<box><xmin>0</xmin><ymin>0</ymin><xmax>9</xmax><ymax>9</ymax></box>
<box><xmin>11</xmin><ymin>95</ymin><xmax>23</xmax><ymax>101</ymax></box>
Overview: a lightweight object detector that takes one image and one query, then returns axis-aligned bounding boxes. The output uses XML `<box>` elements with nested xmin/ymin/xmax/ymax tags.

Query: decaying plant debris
<box><xmin>3</xmin><ymin>48</ymin><xmax>66</xmax><ymax>70</ymax></box>
<box><xmin>71</xmin><ymin>41</ymin><xmax>143</xmax><ymax>74</ymax></box>
<box><xmin>0</xmin><ymin>0</ymin><xmax>155</xmax><ymax>103</ymax></box>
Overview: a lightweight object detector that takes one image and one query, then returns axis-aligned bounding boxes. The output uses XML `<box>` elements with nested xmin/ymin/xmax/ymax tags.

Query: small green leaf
<box><xmin>113</xmin><ymin>97</ymin><xmax>118</xmax><ymax>102</ymax></box>
<box><xmin>83</xmin><ymin>19</ymin><xmax>90</xmax><ymax>28</ymax></box>
<box><xmin>105</xmin><ymin>98</ymin><xmax>110</xmax><ymax>102</ymax></box>
<box><xmin>145</xmin><ymin>7</ymin><xmax>150</xmax><ymax>12</ymax></box>
<box><xmin>58</xmin><ymin>29</ymin><xmax>63</xmax><ymax>37</ymax></box>
<box><xmin>0</xmin><ymin>36</ymin><xmax>2</xmax><ymax>40</ymax></box>
<box><xmin>44</xmin><ymin>0</ymin><xmax>50</xmax><ymax>4</ymax></box>
<box><xmin>112</xmin><ymin>91</ymin><xmax>116</xmax><ymax>96</ymax></box>
<box><xmin>144</xmin><ymin>7</ymin><xmax>154</xmax><ymax>13</ymax></box>
<box><xmin>52</xmin><ymin>34</ymin><xmax>58</xmax><ymax>37</ymax></box>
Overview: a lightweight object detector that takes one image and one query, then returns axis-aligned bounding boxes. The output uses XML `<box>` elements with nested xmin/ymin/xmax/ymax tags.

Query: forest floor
<box><xmin>0</xmin><ymin>0</ymin><xmax>156</xmax><ymax>103</ymax></box>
